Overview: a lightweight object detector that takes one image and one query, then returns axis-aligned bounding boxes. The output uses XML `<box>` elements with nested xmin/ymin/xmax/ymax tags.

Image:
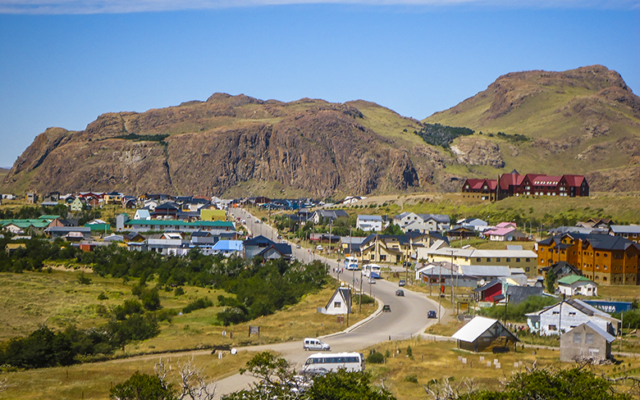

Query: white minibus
<box><xmin>361</xmin><ymin>264</ymin><xmax>381</xmax><ymax>279</ymax></box>
<box><xmin>344</xmin><ymin>257</ymin><xmax>359</xmax><ymax>270</ymax></box>
<box><xmin>302</xmin><ymin>352</ymin><xmax>365</xmax><ymax>373</ymax></box>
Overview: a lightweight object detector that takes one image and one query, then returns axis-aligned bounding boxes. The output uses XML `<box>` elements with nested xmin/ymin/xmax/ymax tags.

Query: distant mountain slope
<box><xmin>1</xmin><ymin>95</ymin><xmax>449</xmax><ymax>198</ymax></box>
<box><xmin>4</xmin><ymin>65</ymin><xmax>639</xmax><ymax>197</ymax></box>
<box><xmin>424</xmin><ymin>65</ymin><xmax>640</xmax><ymax>191</ymax></box>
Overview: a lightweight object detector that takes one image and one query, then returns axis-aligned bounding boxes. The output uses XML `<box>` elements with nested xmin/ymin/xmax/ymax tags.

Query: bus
<box><xmin>344</xmin><ymin>257</ymin><xmax>359</xmax><ymax>270</ymax></box>
<box><xmin>302</xmin><ymin>352</ymin><xmax>365</xmax><ymax>374</ymax></box>
<box><xmin>362</xmin><ymin>264</ymin><xmax>381</xmax><ymax>279</ymax></box>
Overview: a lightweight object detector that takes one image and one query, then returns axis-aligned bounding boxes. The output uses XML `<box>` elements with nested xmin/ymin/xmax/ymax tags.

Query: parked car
<box><xmin>368</xmin><ymin>278</ymin><xmax>376</xmax><ymax>284</ymax></box>
<box><xmin>296</xmin><ymin>244</ymin><xmax>301</xmax><ymax>249</ymax></box>
<box><xmin>382</xmin><ymin>305</ymin><xmax>391</xmax><ymax>312</ymax></box>
<box><xmin>395</xmin><ymin>289</ymin><xmax>404</xmax><ymax>297</ymax></box>
<box><xmin>316</xmin><ymin>245</ymin><xmax>323</xmax><ymax>251</ymax></box>
<box><xmin>255</xmin><ymin>219</ymin><xmax>261</xmax><ymax>224</ymax></box>
<box><xmin>428</xmin><ymin>310</ymin><xmax>437</xmax><ymax>319</ymax></box>
<box><xmin>398</xmin><ymin>279</ymin><xmax>406</xmax><ymax>287</ymax></box>
<box><xmin>303</xmin><ymin>338</ymin><xmax>330</xmax><ymax>351</ymax></box>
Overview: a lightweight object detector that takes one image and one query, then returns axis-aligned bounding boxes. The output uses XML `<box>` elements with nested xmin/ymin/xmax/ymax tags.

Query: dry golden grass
<box><xmin>365</xmin><ymin>339</ymin><xmax>640</xmax><ymax>400</ymax></box>
<box><xmin>0</xmin><ymin>270</ymin><xmax>374</xmax><ymax>357</ymax></box>
<box><xmin>133</xmin><ymin>285</ymin><xmax>376</xmax><ymax>354</ymax></box>
<box><xmin>0</xmin><ymin>351</ymin><xmax>255</xmax><ymax>400</ymax></box>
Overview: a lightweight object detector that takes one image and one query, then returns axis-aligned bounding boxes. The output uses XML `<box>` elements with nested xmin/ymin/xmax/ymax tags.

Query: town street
<box><xmin>214</xmin><ymin>209</ymin><xmax>444</xmax><ymax>397</ymax></box>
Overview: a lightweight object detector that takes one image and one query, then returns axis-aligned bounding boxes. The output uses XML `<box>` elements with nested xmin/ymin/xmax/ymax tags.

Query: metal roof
<box><xmin>459</xmin><ymin>265</ymin><xmax>511</xmax><ymax>277</ymax></box>
<box><xmin>610</xmin><ymin>225</ymin><xmax>640</xmax><ymax>234</ymax></box>
<box><xmin>569</xmin><ymin>322</ymin><xmax>616</xmax><ymax>343</ymax></box>
<box><xmin>452</xmin><ymin>316</ymin><xmax>499</xmax><ymax>342</ymax></box>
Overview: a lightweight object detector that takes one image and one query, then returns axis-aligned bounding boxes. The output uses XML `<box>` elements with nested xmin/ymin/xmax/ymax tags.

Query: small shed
<box><xmin>560</xmin><ymin>322</ymin><xmax>614</xmax><ymax>363</ymax></box>
<box><xmin>322</xmin><ymin>287</ymin><xmax>352</xmax><ymax>315</ymax></box>
<box><xmin>452</xmin><ymin>316</ymin><xmax>519</xmax><ymax>353</ymax></box>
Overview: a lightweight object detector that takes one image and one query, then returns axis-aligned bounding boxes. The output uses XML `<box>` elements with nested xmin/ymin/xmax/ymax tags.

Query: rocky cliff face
<box><xmin>6</xmin><ymin>65</ymin><xmax>640</xmax><ymax>196</ymax></box>
<box><xmin>2</xmin><ymin>95</ymin><xmax>443</xmax><ymax>197</ymax></box>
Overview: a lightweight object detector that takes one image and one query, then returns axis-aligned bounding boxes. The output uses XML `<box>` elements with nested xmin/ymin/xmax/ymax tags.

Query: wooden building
<box><xmin>461</xmin><ymin>172</ymin><xmax>588</xmax><ymax>201</ymax></box>
<box><xmin>452</xmin><ymin>316</ymin><xmax>519</xmax><ymax>353</ymax></box>
<box><xmin>537</xmin><ymin>233</ymin><xmax>640</xmax><ymax>286</ymax></box>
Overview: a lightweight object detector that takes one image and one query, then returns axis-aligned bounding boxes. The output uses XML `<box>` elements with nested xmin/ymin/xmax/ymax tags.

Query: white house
<box><xmin>526</xmin><ymin>299</ymin><xmax>620</xmax><ymax>336</ymax></box>
<box><xmin>458</xmin><ymin>218</ymin><xmax>489</xmax><ymax>231</ymax></box>
<box><xmin>356</xmin><ymin>215</ymin><xmax>383</xmax><ymax>232</ymax></box>
<box><xmin>393</xmin><ymin>212</ymin><xmax>450</xmax><ymax>232</ymax></box>
<box><xmin>322</xmin><ymin>286</ymin><xmax>352</xmax><ymax>315</ymax></box>
<box><xmin>557</xmin><ymin>275</ymin><xmax>597</xmax><ymax>297</ymax></box>
<box><xmin>134</xmin><ymin>209</ymin><xmax>151</xmax><ymax>220</ymax></box>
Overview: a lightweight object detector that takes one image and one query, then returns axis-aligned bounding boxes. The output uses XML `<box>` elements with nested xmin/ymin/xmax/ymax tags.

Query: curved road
<box><xmin>213</xmin><ymin>209</ymin><xmax>444</xmax><ymax>397</ymax></box>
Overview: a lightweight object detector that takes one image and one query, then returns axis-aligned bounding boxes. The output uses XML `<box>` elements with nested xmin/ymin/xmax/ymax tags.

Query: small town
<box><xmin>1</xmin><ymin>3</ymin><xmax>639</xmax><ymax>399</ymax></box>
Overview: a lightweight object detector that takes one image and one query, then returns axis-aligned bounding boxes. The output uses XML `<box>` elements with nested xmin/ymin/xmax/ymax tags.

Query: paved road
<box><xmin>215</xmin><ymin>209</ymin><xmax>444</xmax><ymax>397</ymax></box>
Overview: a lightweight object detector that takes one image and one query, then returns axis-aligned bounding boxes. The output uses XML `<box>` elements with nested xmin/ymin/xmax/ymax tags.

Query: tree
<box><xmin>110</xmin><ymin>371</ymin><xmax>176</xmax><ymax>400</ymax></box>
<box><xmin>111</xmin><ymin>358</ymin><xmax>216</xmax><ymax>400</ymax></box>
<box><xmin>382</xmin><ymin>223</ymin><xmax>404</xmax><ymax>236</ymax></box>
<box><xmin>546</xmin><ymin>269</ymin><xmax>557</xmax><ymax>294</ymax></box>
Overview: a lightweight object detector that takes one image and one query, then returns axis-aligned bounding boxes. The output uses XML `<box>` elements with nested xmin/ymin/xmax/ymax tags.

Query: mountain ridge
<box><xmin>4</xmin><ymin>64</ymin><xmax>640</xmax><ymax>197</ymax></box>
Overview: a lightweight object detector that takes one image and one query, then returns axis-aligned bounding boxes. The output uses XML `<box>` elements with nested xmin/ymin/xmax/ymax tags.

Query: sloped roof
<box><xmin>358</xmin><ymin>215</ymin><xmax>383</xmax><ymax>221</ymax></box>
<box><xmin>473</xmin><ymin>279</ymin><xmax>501</xmax><ymax>293</ymax></box>
<box><xmin>584</xmin><ymin>321</ymin><xmax>615</xmax><ymax>343</ymax></box>
<box><xmin>212</xmin><ymin>240</ymin><xmax>243</xmax><ymax>251</ymax></box>
<box><xmin>452</xmin><ymin>316</ymin><xmax>513</xmax><ymax>343</ymax></box>
<box><xmin>461</xmin><ymin>265</ymin><xmax>511</xmax><ymax>277</ymax></box>
<box><xmin>558</xmin><ymin>275</ymin><xmax>593</xmax><ymax>285</ymax></box>
<box><xmin>610</xmin><ymin>225</ymin><xmax>640</xmax><ymax>234</ymax></box>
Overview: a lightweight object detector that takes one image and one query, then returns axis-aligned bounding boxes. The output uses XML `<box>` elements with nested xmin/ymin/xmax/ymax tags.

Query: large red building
<box><xmin>461</xmin><ymin>171</ymin><xmax>589</xmax><ymax>201</ymax></box>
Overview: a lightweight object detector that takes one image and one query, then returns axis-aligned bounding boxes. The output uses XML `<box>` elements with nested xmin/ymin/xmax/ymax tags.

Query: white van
<box><xmin>303</xmin><ymin>338</ymin><xmax>330</xmax><ymax>351</ymax></box>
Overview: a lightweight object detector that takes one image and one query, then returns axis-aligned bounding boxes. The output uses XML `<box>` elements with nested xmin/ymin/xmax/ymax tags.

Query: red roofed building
<box><xmin>461</xmin><ymin>178</ymin><xmax>498</xmax><ymax>201</ymax></box>
<box><xmin>462</xmin><ymin>171</ymin><xmax>588</xmax><ymax>201</ymax></box>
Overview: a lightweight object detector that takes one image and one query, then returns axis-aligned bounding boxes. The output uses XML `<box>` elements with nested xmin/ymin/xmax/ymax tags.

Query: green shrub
<box><xmin>77</xmin><ymin>271</ymin><xmax>92</xmax><ymax>285</ymax></box>
<box><xmin>97</xmin><ymin>292</ymin><xmax>109</xmax><ymax>300</ymax></box>
<box><xmin>404</xmin><ymin>374</ymin><xmax>418</xmax><ymax>383</ymax></box>
<box><xmin>366</xmin><ymin>351</ymin><xmax>385</xmax><ymax>364</ymax></box>
<box><xmin>183</xmin><ymin>297</ymin><xmax>213</xmax><ymax>314</ymax></box>
<box><xmin>174</xmin><ymin>287</ymin><xmax>185</xmax><ymax>296</ymax></box>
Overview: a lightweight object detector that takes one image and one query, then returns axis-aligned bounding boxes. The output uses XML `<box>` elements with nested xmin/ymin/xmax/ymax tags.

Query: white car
<box><xmin>316</xmin><ymin>245</ymin><xmax>323</xmax><ymax>251</ymax></box>
<box><xmin>255</xmin><ymin>219</ymin><xmax>261</xmax><ymax>224</ymax></box>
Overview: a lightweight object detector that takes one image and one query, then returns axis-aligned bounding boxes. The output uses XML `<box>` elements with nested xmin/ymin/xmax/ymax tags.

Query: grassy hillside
<box><xmin>423</xmin><ymin>65</ymin><xmax>640</xmax><ymax>190</ymax></box>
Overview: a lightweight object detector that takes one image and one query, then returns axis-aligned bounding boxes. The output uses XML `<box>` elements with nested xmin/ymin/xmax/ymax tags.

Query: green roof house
<box><xmin>558</xmin><ymin>274</ymin><xmax>597</xmax><ymax>297</ymax></box>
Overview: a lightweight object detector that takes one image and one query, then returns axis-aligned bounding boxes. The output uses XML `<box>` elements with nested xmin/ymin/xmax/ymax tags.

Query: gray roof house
<box><xmin>356</xmin><ymin>215</ymin><xmax>384</xmax><ymax>232</ymax></box>
<box><xmin>526</xmin><ymin>298</ymin><xmax>621</xmax><ymax>336</ymax></box>
<box><xmin>44</xmin><ymin>226</ymin><xmax>91</xmax><ymax>240</ymax></box>
<box><xmin>560</xmin><ymin>322</ymin><xmax>615</xmax><ymax>363</ymax></box>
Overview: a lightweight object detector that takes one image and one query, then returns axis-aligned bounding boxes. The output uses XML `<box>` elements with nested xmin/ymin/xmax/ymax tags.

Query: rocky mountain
<box><xmin>4</xmin><ymin>65</ymin><xmax>639</xmax><ymax>197</ymax></box>
<box><xmin>2</xmin><ymin>95</ymin><xmax>448</xmax><ymax>198</ymax></box>
<box><xmin>424</xmin><ymin>65</ymin><xmax>640</xmax><ymax>192</ymax></box>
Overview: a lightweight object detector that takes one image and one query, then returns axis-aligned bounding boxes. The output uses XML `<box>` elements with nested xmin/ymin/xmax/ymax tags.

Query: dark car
<box><xmin>395</xmin><ymin>289</ymin><xmax>404</xmax><ymax>297</ymax></box>
<box><xmin>398</xmin><ymin>279</ymin><xmax>406</xmax><ymax>287</ymax></box>
<box><xmin>382</xmin><ymin>305</ymin><xmax>391</xmax><ymax>312</ymax></box>
<box><xmin>428</xmin><ymin>310</ymin><xmax>437</xmax><ymax>319</ymax></box>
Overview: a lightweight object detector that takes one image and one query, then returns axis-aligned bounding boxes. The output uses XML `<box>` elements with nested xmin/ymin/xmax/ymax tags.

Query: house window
<box><xmin>569</xmin><ymin>312</ymin><xmax>576</xmax><ymax>316</ymax></box>
<box><xmin>573</xmin><ymin>333</ymin><xmax>582</xmax><ymax>344</ymax></box>
<box><xmin>496</xmin><ymin>258</ymin><xmax>501</xmax><ymax>262</ymax></box>
<box><xmin>526</xmin><ymin>267</ymin><xmax>530</xmax><ymax>272</ymax></box>
<box><xmin>540</xmin><ymin>249</ymin><xmax>544</xmax><ymax>252</ymax></box>
<box><xmin>334</xmin><ymin>302</ymin><xmax>342</xmax><ymax>308</ymax></box>
<box><xmin>553</xmin><ymin>311</ymin><xmax>560</xmax><ymax>315</ymax></box>
<box><xmin>526</xmin><ymin>258</ymin><xmax>530</xmax><ymax>262</ymax></box>
<box><xmin>586</xmin><ymin>333</ymin><xmax>594</xmax><ymax>344</ymax></box>
<box><xmin>516</xmin><ymin>258</ymin><xmax>521</xmax><ymax>262</ymax></box>
<box><xmin>487</xmin><ymin>258</ymin><xmax>491</xmax><ymax>262</ymax></box>
<box><xmin>549</xmin><ymin>325</ymin><xmax>557</xmax><ymax>331</ymax></box>
<box><xmin>541</xmin><ymin>260</ymin><xmax>545</xmax><ymax>264</ymax></box>
<box><xmin>476</xmin><ymin>258</ymin><xmax>481</xmax><ymax>262</ymax></box>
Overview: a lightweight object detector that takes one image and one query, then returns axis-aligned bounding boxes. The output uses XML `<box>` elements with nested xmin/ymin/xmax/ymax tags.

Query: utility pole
<box><xmin>359</xmin><ymin>275</ymin><xmax>363</xmax><ymax>314</ymax></box>
<box><xmin>438</xmin><ymin>264</ymin><xmax>442</xmax><ymax>324</ymax></box>
<box><xmin>450</xmin><ymin>250</ymin><xmax>455</xmax><ymax>313</ymax></box>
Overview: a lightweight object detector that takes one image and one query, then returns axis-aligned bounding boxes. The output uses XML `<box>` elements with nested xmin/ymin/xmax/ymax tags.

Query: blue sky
<box><xmin>0</xmin><ymin>1</ymin><xmax>638</xmax><ymax>168</ymax></box>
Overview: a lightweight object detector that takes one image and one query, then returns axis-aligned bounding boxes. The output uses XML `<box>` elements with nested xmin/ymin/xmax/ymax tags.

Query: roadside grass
<box><xmin>0</xmin><ymin>270</ymin><xmax>374</xmax><ymax>357</ymax></box>
<box><xmin>424</xmin><ymin>321</ymin><xmax>465</xmax><ymax>337</ymax></box>
<box><xmin>133</xmin><ymin>284</ymin><xmax>376</xmax><ymax>354</ymax></box>
<box><xmin>0</xmin><ymin>351</ymin><xmax>255</xmax><ymax>400</ymax></box>
<box><xmin>365</xmin><ymin>339</ymin><xmax>640</xmax><ymax>400</ymax></box>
